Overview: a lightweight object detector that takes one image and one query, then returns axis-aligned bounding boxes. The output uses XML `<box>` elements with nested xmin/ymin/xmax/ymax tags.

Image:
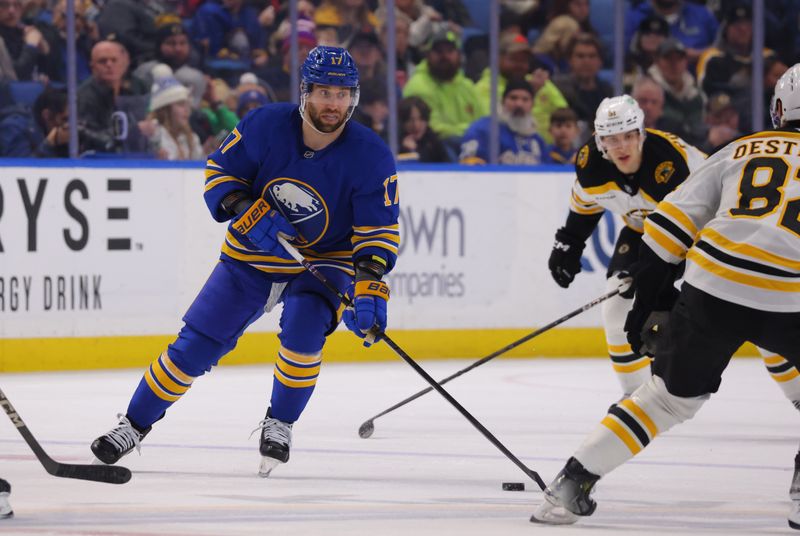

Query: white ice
<box><xmin>0</xmin><ymin>357</ymin><xmax>797</xmax><ymax>535</ymax></box>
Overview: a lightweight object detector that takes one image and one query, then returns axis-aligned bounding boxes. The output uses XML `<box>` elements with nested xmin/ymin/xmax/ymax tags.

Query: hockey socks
<box><xmin>574</xmin><ymin>375</ymin><xmax>708</xmax><ymax>476</ymax></box>
<box><xmin>269</xmin><ymin>346</ymin><xmax>322</xmax><ymax>423</ymax></box>
<box><xmin>759</xmin><ymin>350</ymin><xmax>800</xmax><ymax>411</ymax></box>
<box><xmin>126</xmin><ymin>352</ymin><xmax>197</xmax><ymax>428</ymax></box>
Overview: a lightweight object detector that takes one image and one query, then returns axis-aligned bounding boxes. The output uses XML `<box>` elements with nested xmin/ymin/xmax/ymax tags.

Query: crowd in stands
<box><xmin>0</xmin><ymin>0</ymin><xmax>797</xmax><ymax>163</ymax></box>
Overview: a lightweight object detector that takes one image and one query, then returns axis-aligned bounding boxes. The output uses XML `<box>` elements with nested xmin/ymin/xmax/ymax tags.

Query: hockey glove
<box><xmin>623</xmin><ymin>245</ymin><xmax>680</xmax><ymax>356</ymax></box>
<box><xmin>343</xmin><ymin>256</ymin><xmax>390</xmax><ymax>348</ymax></box>
<box><xmin>231</xmin><ymin>198</ymin><xmax>296</xmax><ymax>259</ymax></box>
<box><xmin>548</xmin><ymin>228</ymin><xmax>585</xmax><ymax>288</ymax></box>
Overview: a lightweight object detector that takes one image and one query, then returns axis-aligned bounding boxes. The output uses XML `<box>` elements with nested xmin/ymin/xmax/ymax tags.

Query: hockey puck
<box><xmin>502</xmin><ymin>482</ymin><xmax>525</xmax><ymax>491</ymax></box>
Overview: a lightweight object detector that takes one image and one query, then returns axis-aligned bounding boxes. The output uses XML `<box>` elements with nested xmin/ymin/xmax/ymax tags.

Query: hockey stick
<box><xmin>278</xmin><ymin>236</ymin><xmax>546</xmax><ymax>490</ymax></box>
<box><xmin>358</xmin><ymin>288</ymin><xmax>621</xmax><ymax>439</ymax></box>
<box><xmin>0</xmin><ymin>387</ymin><xmax>132</xmax><ymax>484</ymax></box>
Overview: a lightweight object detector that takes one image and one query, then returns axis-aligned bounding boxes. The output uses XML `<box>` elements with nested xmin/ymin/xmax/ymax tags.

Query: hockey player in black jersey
<box><xmin>547</xmin><ymin>94</ymin><xmax>706</xmax><ymax>395</ymax></box>
<box><xmin>0</xmin><ymin>478</ymin><xmax>11</xmax><ymax>519</ymax></box>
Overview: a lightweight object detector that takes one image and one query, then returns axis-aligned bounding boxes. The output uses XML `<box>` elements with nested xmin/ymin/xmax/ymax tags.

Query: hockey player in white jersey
<box><xmin>532</xmin><ymin>64</ymin><xmax>800</xmax><ymax>529</ymax></box>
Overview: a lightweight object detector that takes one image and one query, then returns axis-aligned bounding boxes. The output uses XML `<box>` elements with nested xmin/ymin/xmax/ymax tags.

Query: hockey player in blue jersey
<box><xmin>91</xmin><ymin>46</ymin><xmax>400</xmax><ymax>477</ymax></box>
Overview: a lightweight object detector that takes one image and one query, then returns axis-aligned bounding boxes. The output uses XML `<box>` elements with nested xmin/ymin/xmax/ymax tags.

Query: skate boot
<box><xmin>790</xmin><ymin>451</ymin><xmax>800</xmax><ymax>530</ymax></box>
<box><xmin>531</xmin><ymin>457</ymin><xmax>600</xmax><ymax>525</ymax></box>
<box><xmin>0</xmin><ymin>478</ymin><xmax>12</xmax><ymax>519</ymax></box>
<box><xmin>252</xmin><ymin>408</ymin><xmax>293</xmax><ymax>477</ymax></box>
<box><xmin>91</xmin><ymin>413</ymin><xmax>151</xmax><ymax>465</ymax></box>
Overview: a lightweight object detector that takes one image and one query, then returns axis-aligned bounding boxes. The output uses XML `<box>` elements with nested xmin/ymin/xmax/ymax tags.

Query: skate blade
<box><xmin>530</xmin><ymin>500</ymin><xmax>579</xmax><ymax>525</ymax></box>
<box><xmin>789</xmin><ymin>501</ymin><xmax>800</xmax><ymax>530</ymax></box>
<box><xmin>258</xmin><ymin>456</ymin><xmax>283</xmax><ymax>478</ymax></box>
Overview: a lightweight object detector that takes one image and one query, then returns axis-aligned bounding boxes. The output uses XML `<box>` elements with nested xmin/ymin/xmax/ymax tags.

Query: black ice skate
<box><xmin>790</xmin><ymin>450</ymin><xmax>800</xmax><ymax>530</ymax></box>
<box><xmin>91</xmin><ymin>413</ymin><xmax>151</xmax><ymax>465</ymax></box>
<box><xmin>252</xmin><ymin>408</ymin><xmax>293</xmax><ymax>477</ymax></box>
<box><xmin>0</xmin><ymin>478</ymin><xmax>12</xmax><ymax>519</ymax></box>
<box><xmin>530</xmin><ymin>457</ymin><xmax>600</xmax><ymax>525</ymax></box>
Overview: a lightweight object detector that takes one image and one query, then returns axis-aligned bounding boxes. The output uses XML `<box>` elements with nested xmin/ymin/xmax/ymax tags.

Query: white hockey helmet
<box><xmin>771</xmin><ymin>63</ymin><xmax>800</xmax><ymax>128</ymax></box>
<box><xmin>594</xmin><ymin>95</ymin><xmax>646</xmax><ymax>158</ymax></box>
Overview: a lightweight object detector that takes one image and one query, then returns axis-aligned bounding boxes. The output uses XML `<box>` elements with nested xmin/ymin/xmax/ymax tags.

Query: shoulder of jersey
<box><xmin>643</xmin><ymin>129</ymin><xmax>693</xmax><ymax>162</ymax></box>
<box><xmin>346</xmin><ymin>120</ymin><xmax>393</xmax><ymax>159</ymax></box>
<box><xmin>245</xmin><ymin>102</ymin><xmax>297</xmax><ymax>128</ymax></box>
<box><xmin>574</xmin><ymin>138</ymin><xmax>613</xmax><ymax>186</ymax></box>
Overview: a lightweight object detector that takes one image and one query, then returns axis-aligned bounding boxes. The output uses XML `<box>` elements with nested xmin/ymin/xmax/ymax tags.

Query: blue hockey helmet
<box><xmin>300</xmin><ymin>46</ymin><xmax>361</xmax><ymax>131</ymax></box>
<box><xmin>301</xmin><ymin>45</ymin><xmax>360</xmax><ymax>89</ymax></box>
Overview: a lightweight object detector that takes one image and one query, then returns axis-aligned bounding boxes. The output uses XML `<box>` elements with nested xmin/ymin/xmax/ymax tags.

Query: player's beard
<box><xmin>307</xmin><ymin>101</ymin><xmax>347</xmax><ymax>133</ymax></box>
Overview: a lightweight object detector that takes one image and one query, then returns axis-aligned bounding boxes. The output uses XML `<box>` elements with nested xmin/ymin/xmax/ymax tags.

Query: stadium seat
<box><xmin>8</xmin><ymin>81</ymin><xmax>45</xmax><ymax>108</ymax></box>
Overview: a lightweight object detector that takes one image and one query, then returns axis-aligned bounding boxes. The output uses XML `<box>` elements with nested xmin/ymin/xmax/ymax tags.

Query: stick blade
<box><xmin>49</xmin><ymin>462</ymin><xmax>132</xmax><ymax>484</ymax></box>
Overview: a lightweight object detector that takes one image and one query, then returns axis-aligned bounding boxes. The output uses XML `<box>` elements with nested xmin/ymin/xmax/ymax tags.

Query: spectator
<box><xmin>626</xmin><ymin>15</ymin><xmax>670</xmax><ymax>83</ymax></box>
<box><xmin>77</xmin><ymin>39</ymin><xmax>149</xmax><ymax>154</ymax></box>
<box><xmin>547</xmin><ymin>107</ymin><xmax>580</xmax><ymax>164</ymax></box>
<box><xmin>379</xmin><ymin>10</ymin><xmax>414</xmax><ymax>89</ymax></box>
<box><xmin>625</xmin><ymin>0</ymin><xmax>718</xmax><ymax>64</ymax></box>
<box><xmin>476</xmin><ymin>33</ymin><xmax>568</xmax><ymax>145</ymax></box>
<box><xmin>762</xmin><ymin>56</ymin><xmax>789</xmax><ymax>128</ymax></box>
<box><xmin>147</xmin><ymin>63</ymin><xmax>203</xmax><ymax>160</ymax></box>
<box><xmin>348</xmin><ymin>31</ymin><xmax>385</xmax><ymax>85</ymax></box>
<box><xmin>632</xmin><ymin>76</ymin><xmax>684</xmax><ymax>135</ymax></box>
<box><xmin>352</xmin><ymin>78</ymin><xmax>389</xmax><ymax>142</ymax></box>
<box><xmin>376</xmin><ymin>0</ymin><xmax>445</xmax><ymax>55</ymax></box>
<box><xmin>134</xmin><ymin>23</ymin><xmax>206</xmax><ymax>108</ymax></box>
<box><xmin>702</xmin><ymin>92</ymin><xmax>740</xmax><ymax>153</ymax></box>
<box><xmin>193</xmin><ymin>75</ymin><xmax>238</xmax><ymax>147</ymax></box>
<box><xmin>647</xmin><ymin>38</ymin><xmax>705</xmax><ymax>144</ymax></box>
<box><xmin>96</xmin><ymin>0</ymin><xmax>157</xmax><ymax>66</ymax></box>
<box><xmin>265</xmin><ymin>0</ymin><xmax>316</xmax><ymax>57</ymax></box>
<box><xmin>191</xmin><ymin>0</ymin><xmax>265</xmax><ymax>63</ymax></box>
<box><xmin>460</xmin><ymin>77</ymin><xmax>548</xmax><ymax>165</ymax></box>
<box><xmin>0</xmin><ymin>0</ymin><xmax>53</xmax><ymax>80</ymax></box>
<box><xmin>698</xmin><ymin>3</ymin><xmax>773</xmax><ymax>131</ymax></box>
<box><xmin>0</xmin><ymin>79</ymin><xmax>38</xmax><ymax>155</ymax></box>
<box><xmin>553</xmin><ymin>33</ymin><xmax>613</xmax><ymax>140</ymax></box>
<box><xmin>402</xmin><ymin>28</ymin><xmax>485</xmax><ymax>144</ymax></box>
<box><xmin>397</xmin><ymin>95</ymin><xmax>451</xmax><ymax>162</ymax></box>
<box><xmin>236</xmin><ymin>87</ymin><xmax>269</xmax><ymax>117</ymax></box>
<box><xmin>533</xmin><ymin>0</ymin><xmax>593</xmax><ymax>73</ymax></box>
<box><xmin>314</xmin><ymin>0</ymin><xmax>378</xmax><ymax>48</ymax></box>
<box><xmin>34</xmin><ymin>0</ymin><xmax>97</xmax><ymax>84</ymax></box>
<box><xmin>255</xmin><ymin>18</ymin><xmax>316</xmax><ymax>102</ymax></box>
<box><xmin>31</xmin><ymin>85</ymin><xmax>68</xmax><ymax>157</ymax></box>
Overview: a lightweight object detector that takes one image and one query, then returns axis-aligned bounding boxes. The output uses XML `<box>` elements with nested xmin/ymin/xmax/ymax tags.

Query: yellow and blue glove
<box><xmin>231</xmin><ymin>198</ymin><xmax>296</xmax><ymax>259</ymax></box>
<box><xmin>343</xmin><ymin>256</ymin><xmax>390</xmax><ymax>347</ymax></box>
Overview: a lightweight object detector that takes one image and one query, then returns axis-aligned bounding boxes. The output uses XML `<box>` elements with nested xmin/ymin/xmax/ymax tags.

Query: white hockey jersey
<box><xmin>643</xmin><ymin>129</ymin><xmax>800</xmax><ymax>312</ymax></box>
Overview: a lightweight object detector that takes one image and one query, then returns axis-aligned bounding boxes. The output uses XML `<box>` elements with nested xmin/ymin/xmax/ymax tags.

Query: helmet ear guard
<box><xmin>593</xmin><ymin>95</ymin><xmax>646</xmax><ymax>158</ymax></box>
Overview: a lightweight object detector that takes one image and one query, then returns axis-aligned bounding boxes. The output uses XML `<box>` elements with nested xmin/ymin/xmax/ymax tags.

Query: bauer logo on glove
<box><xmin>232</xmin><ymin>198</ymin><xmax>272</xmax><ymax>235</ymax></box>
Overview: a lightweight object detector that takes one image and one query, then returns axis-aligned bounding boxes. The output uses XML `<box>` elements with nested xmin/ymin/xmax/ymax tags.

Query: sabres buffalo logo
<box><xmin>577</xmin><ymin>145</ymin><xmax>589</xmax><ymax>168</ymax></box>
<box><xmin>262</xmin><ymin>178</ymin><xmax>328</xmax><ymax>247</ymax></box>
<box><xmin>655</xmin><ymin>161</ymin><xmax>675</xmax><ymax>184</ymax></box>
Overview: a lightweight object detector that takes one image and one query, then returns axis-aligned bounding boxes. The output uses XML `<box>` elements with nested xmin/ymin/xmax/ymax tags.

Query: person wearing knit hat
<box><xmin>460</xmin><ymin>77</ymin><xmax>548</xmax><ymax>165</ymax></box>
<box><xmin>237</xmin><ymin>89</ymin><xmax>270</xmax><ymax>117</ymax></box>
<box><xmin>147</xmin><ymin>64</ymin><xmax>203</xmax><ymax>160</ymax></box>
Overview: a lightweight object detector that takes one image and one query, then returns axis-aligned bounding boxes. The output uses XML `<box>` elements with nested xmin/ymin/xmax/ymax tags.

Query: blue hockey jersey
<box><xmin>204</xmin><ymin>103</ymin><xmax>400</xmax><ymax>279</ymax></box>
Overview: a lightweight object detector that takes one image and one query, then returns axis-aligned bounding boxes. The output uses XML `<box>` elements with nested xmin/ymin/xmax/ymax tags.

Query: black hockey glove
<box><xmin>623</xmin><ymin>245</ymin><xmax>680</xmax><ymax>356</ymax></box>
<box><xmin>548</xmin><ymin>228</ymin><xmax>585</xmax><ymax>288</ymax></box>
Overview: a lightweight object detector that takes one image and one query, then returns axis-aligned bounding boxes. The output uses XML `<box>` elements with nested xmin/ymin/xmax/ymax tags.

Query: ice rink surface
<box><xmin>0</xmin><ymin>356</ymin><xmax>797</xmax><ymax>535</ymax></box>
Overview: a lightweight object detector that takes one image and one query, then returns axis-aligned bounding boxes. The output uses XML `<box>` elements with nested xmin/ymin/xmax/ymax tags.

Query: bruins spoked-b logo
<box><xmin>655</xmin><ymin>161</ymin><xmax>675</xmax><ymax>184</ymax></box>
<box><xmin>263</xmin><ymin>178</ymin><xmax>329</xmax><ymax>246</ymax></box>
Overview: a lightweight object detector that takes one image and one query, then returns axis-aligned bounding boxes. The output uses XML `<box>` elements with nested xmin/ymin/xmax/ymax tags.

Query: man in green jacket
<box><xmin>403</xmin><ymin>28</ymin><xmax>485</xmax><ymax>142</ymax></box>
<box><xmin>475</xmin><ymin>33</ymin><xmax>568</xmax><ymax>144</ymax></box>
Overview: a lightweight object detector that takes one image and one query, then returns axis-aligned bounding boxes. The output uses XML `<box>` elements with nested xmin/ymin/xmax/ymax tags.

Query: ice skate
<box><xmin>0</xmin><ymin>479</ymin><xmax>11</xmax><ymax>519</ymax></box>
<box><xmin>531</xmin><ymin>457</ymin><xmax>600</xmax><ymax>525</ymax></box>
<box><xmin>790</xmin><ymin>451</ymin><xmax>800</xmax><ymax>529</ymax></box>
<box><xmin>91</xmin><ymin>413</ymin><xmax>150</xmax><ymax>465</ymax></box>
<box><xmin>252</xmin><ymin>409</ymin><xmax>293</xmax><ymax>477</ymax></box>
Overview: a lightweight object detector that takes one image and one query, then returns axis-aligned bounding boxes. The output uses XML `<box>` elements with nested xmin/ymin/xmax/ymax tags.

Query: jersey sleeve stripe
<box><xmin>647</xmin><ymin>212</ymin><xmax>694</xmax><ymax>248</ymax></box>
<box><xmin>644</xmin><ymin>219</ymin><xmax>688</xmax><ymax>259</ymax></box>
<box><xmin>570</xmin><ymin>202</ymin><xmax>605</xmax><ymax>215</ymax></box>
<box><xmin>701</xmin><ymin>228</ymin><xmax>800</xmax><ymax>271</ymax></box>
<box><xmin>659</xmin><ymin>201</ymin><xmax>698</xmax><ymax>237</ymax></box>
<box><xmin>352</xmin><ymin>240</ymin><xmax>399</xmax><ymax>254</ymax></box>
<box><xmin>694</xmin><ymin>240</ymin><xmax>800</xmax><ymax>278</ymax></box>
<box><xmin>687</xmin><ymin>248</ymin><xmax>800</xmax><ymax>292</ymax></box>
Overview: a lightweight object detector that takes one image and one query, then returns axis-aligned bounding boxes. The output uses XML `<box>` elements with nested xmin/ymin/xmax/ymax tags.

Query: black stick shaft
<box><xmin>0</xmin><ymin>387</ymin><xmax>132</xmax><ymax>484</ymax></box>
<box><xmin>278</xmin><ymin>237</ymin><xmax>546</xmax><ymax>489</ymax></box>
<box><xmin>364</xmin><ymin>288</ymin><xmax>621</xmax><ymax>424</ymax></box>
